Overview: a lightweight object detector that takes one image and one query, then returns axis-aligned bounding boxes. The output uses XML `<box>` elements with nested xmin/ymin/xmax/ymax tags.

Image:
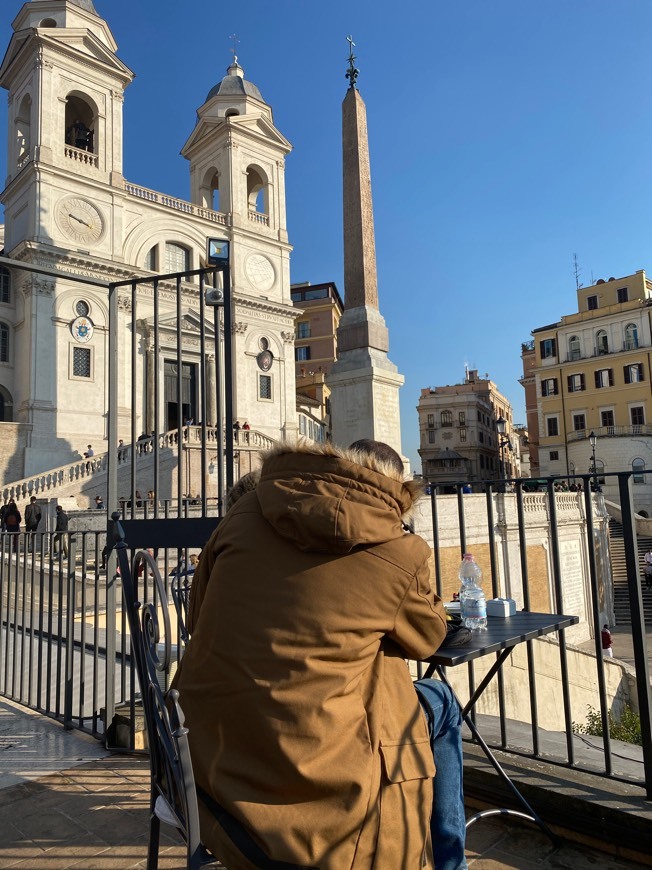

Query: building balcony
<box><xmin>568</xmin><ymin>424</ymin><xmax>652</xmax><ymax>442</ymax></box>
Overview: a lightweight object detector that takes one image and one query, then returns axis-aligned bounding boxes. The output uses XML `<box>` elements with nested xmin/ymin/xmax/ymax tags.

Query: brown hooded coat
<box><xmin>174</xmin><ymin>444</ymin><xmax>447</xmax><ymax>869</ymax></box>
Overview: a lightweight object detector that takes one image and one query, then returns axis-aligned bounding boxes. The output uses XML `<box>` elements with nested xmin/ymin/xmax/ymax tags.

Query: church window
<box><xmin>0</xmin><ymin>385</ymin><xmax>13</xmax><ymax>422</ymax></box>
<box><xmin>145</xmin><ymin>246</ymin><xmax>157</xmax><ymax>271</ymax></box>
<box><xmin>15</xmin><ymin>94</ymin><xmax>31</xmax><ymax>168</ymax></box>
<box><xmin>39</xmin><ymin>18</ymin><xmax>57</xmax><ymax>27</ymax></box>
<box><xmin>0</xmin><ymin>323</ymin><xmax>9</xmax><ymax>363</ymax></box>
<box><xmin>246</xmin><ymin>165</ymin><xmax>268</xmax><ymax>215</ymax></box>
<box><xmin>259</xmin><ymin>374</ymin><xmax>272</xmax><ymax>401</ymax></box>
<box><xmin>165</xmin><ymin>243</ymin><xmax>190</xmax><ymax>274</ymax></box>
<box><xmin>75</xmin><ymin>300</ymin><xmax>90</xmax><ymax>317</ymax></box>
<box><xmin>72</xmin><ymin>346</ymin><xmax>92</xmax><ymax>378</ymax></box>
<box><xmin>259</xmin><ymin>337</ymin><xmax>270</xmax><ymax>351</ymax></box>
<box><xmin>225</xmin><ymin>109</ymin><xmax>240</xmax><ymax>118</ymax></box>
<box><xmin>0</xmin><ymin>268</ymin><xmax>10</xmax><ymax>304</ymax></box>
<box><xmin>65</xmin><ymin>93</ymin><xmax>96</xmax><ymax>159</ymax></box>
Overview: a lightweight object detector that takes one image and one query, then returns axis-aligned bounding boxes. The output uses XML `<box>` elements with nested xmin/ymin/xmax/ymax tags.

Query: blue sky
<box><xmin>2</xmin><ymin>1</ymin><xmax>652</xmax><ymax>469</ymax></box>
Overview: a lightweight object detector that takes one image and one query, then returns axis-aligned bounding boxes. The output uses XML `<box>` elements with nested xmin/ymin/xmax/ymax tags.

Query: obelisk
<box><xmin>327</xmin><ymin>38</ymin><xmax>405</xmax><ymax>457</ymax></box>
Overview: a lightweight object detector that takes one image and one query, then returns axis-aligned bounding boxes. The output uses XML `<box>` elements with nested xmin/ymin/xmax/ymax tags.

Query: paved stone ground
<box><xmin>0</xmin><ymin>755</ymin><xmax>648</xmax><ymax>870</ymax></box>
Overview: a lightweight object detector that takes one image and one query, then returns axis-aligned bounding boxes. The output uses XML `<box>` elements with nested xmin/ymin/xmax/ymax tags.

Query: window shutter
<box><xmin>580</xmin><ymin>374</ymin><xmax>585</xmax><ymax>391</ymax></box>
<box><xmin>639</xmin><ymin>364</ymin><xmax>644</xmax><ymax>381</ymax></box>
<box><xmin>594</xmin><ymin>371</ymin><xmax>600</xmax><ymax>388</ymax></box>
<box><xmin>567</xmin><ymin>375</ymin><xmax>573</xmax><ymax>392</ymax></box>
<box><xmin>609</xmin><ymin>369</ymin><xmax>614</xmax><ymax>386</ymax></box>
<box><xmin>624</xmin><ymin>365</ymin><xmax>631</xmax><ymax>384</ymax></box>
<box><xmin>539</xmin><ymin>340</ymin><xmax>546</xmax><ymax>358</ymax></box>
<box><xmin>553</xmin><ymin>379</ymin><xmax>559</xmax><ymax>395</ymax></box>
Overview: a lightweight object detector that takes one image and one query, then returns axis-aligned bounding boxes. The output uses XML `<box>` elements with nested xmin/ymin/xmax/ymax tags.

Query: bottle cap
<box><xmin>463</xmin><ymin>553</ymin><xmax>473</xmax><ymax>559</ymax></box>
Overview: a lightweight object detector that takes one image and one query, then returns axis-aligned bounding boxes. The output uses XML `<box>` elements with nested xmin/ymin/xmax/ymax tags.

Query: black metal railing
<box><xmin>0</xmin><ymin>470</ymin><xmax>651</xmax><ymax>799</ymax></box>
<box><xmin>414</xmin><ymin>470</ymin><xmax>652</xmax><ymax>799</ymax></box>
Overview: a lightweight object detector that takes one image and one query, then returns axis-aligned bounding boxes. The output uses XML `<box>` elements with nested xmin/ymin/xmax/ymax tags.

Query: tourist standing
<box><xmin>53</xmin><ymin>505</ymin><xmax>69</xmax><ymax>557</ymax></box>
<box><xmin>601</xmin><ymin>624</ymin><xmax>614</xmax><ymax>658</ymax></box>
<box><xmin>4</xmin><ymin>499</ymin><xmax>21</xmax><ymax>535</ymax></box>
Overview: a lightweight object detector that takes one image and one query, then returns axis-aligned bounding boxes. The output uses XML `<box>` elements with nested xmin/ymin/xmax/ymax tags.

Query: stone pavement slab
<box><xmin>0</xmin><ymin>754</ymin><xmax>647</xmax><ymax>869</ymax></box>
<box><xmin>0</xmin><ymin>698</ymin><xmax>648</xmax><ymax>869</ymax></box>
<box><xmin>0</xmin><ymin>698</ymin><xmax>108</xmax><ymax>789</ymax></box>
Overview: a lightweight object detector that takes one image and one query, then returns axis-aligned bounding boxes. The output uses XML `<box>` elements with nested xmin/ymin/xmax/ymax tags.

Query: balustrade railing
<box><xmin>248</xmin><ymin>210</ymin><xmax>270</xmax><ymax>226</ymax></box>
<box><xmin>64</xmin><ymin>145</ymin><xmax>98</xmax><ymax>167</ymax></box>
<box><xmin>1</xmin><ymin>428</ymin><xmax>276</xmax><ymax>503</ymax></box>
<box><xmin>568</xmin><ymin>424</ymin><xmax>652</xmax><ymax>442</ymax></box>
<box><xmin>124</xmin><ymin>182</ymin><xmax>228</xmax><ymax>225</ymax></box>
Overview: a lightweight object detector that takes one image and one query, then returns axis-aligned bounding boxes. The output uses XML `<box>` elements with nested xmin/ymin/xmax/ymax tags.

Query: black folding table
<box><xmin>421</xmin><ymin>611</ymin><xmax>579</xmax><ymax>844</ymax></box>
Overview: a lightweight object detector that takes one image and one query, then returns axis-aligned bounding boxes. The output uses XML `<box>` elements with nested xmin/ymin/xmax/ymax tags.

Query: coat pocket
<box><xmin>379</xmin><ymin>739</ymin><xmax>435</xmax><ymax>783</ymax></box>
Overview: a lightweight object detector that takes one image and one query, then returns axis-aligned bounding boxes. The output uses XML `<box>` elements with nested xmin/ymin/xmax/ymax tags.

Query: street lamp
<box><xmin>589</xmin><ymin>430</ymin><xmax>598</xmax><ymax>491</ymax></box>
<box><xmin>496</xmin><ymin>415</ymin><xmax>511</xmax><ymax>484</ymax></box>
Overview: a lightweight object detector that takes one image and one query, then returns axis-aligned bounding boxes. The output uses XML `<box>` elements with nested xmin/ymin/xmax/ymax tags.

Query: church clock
<box><xmin>56</xmin><ymin>197</ymin><xmax>105</xmax><ymax>244</ymax></box>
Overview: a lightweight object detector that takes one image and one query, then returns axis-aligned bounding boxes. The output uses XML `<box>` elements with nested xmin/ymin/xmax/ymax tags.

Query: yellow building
<box><xmin>531</xmin><ymin>269</ymin><xmax>652</xmax><ymax>512</ymax></box>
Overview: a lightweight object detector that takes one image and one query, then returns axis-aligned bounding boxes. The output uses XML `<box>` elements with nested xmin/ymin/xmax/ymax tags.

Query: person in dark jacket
<box><xmin>53</xmin><ymin>505</ymin><xmax>69</xmax><ymax>557</ymax></box>
<box><xmin>3</xmin><ymin>499</ymin><xmax>21</xmax><ymax>534</ymax></box>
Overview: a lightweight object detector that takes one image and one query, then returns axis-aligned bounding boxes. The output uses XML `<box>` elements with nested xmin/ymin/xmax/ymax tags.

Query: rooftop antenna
<box><xmin>345</xmin><ymin>35</ymin><xmax>359</xmax><ymax>89</ymax></box>
<box><xmin>573</xmin><ymin>253</ymin><xmax>583</xmax><ymax>291</ymax></box>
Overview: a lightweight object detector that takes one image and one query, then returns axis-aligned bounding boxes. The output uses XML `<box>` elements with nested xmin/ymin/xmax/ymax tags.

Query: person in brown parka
<box><xmin>173</xmin><ymin>440</ymin><xmax>467</xmax><ymax>869</ymax></box>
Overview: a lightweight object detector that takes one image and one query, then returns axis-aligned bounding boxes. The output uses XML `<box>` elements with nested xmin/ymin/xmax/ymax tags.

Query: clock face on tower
<box><xmin>56</xmin><ymin>196</ymin><xmax>105</xmax><ymax>245</ymax></box>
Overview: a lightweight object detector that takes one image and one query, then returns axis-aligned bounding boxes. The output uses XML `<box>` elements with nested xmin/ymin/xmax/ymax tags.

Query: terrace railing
<box><xmin>0</xmin><ymin>471</ymin><xmax>650</xmax><ymax>799</ymax></box>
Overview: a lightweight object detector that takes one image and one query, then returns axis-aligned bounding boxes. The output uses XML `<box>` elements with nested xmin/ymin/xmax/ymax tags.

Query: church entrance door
<box><xmin>164</xmin><ymin>360</ymin><xmax>197</xmax><ymax>430</ymax></box>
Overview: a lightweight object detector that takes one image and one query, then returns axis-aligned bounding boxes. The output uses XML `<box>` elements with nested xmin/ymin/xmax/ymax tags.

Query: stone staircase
<box><xmin>608</xmin><ymin>519</ymin><xmax>652</xmax><ymax>624</ymax></box>
<box><xmin>1</xmin><ymin>426</ymin><xmax>277</xmax><ymax>509</ymax></box>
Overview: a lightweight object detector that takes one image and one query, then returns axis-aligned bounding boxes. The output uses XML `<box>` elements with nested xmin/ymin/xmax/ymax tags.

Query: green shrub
<box><xmin>572</xmin><ymin>704</ymin><xmax>642</xmax><ymax>746</ymax></box>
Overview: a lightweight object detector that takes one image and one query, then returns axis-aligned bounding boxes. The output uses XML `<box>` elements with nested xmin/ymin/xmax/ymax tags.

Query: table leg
<box><xmin>434</xmin><ymin>665</ymin><xmax>561</xmax><ymax>846</ymax></box>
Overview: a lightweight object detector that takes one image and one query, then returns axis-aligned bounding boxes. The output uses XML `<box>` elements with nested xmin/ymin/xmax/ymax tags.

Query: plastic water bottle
<box><xmin>459</xmin><ymin>553</ymin><xmax>487</xmax><ymax>630</ymax></box>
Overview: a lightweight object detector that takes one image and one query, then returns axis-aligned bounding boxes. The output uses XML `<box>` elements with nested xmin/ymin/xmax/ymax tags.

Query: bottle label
<box><xmin>465</xmin><ymin>598</ymin><xmax>487</xmax><ymax>618</ymax></box>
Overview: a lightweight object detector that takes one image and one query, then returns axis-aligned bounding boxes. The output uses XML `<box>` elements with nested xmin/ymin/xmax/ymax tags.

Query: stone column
<box><xmin>146</xmin><ymin>347</ymin><xmax>155</xmax><ymax>433</ymax></box>
<box><xmin>207</xmin><ymin>354</ymin><xmax>217</xmax><ymax>426</ymax></box>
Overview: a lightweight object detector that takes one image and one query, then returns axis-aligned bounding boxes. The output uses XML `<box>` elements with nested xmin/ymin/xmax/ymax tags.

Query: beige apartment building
<box><xmin>417</xmin><ymin>369</ymin><xmax>518</xmax><ymax>491</ymax></box>
<box><xmin>529</xmin><ymin>269</ymin><xmax>652</xmax><ymax>512</ymax></box>
<box><xmin>291</xmin><ymin>281</ymin><xmax>343</xmax><ymax>443</ymax></box>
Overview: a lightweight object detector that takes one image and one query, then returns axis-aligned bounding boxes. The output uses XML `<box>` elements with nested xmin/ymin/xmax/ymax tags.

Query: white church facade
<box><xmin>0</xmin><ymin>0</ymin><xmax>298</xmax><ymax>485</ymax></box>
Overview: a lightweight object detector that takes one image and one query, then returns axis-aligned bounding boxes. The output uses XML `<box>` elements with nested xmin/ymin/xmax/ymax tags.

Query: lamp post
<box><xmin>496</xmin><ymin>415</ymin><xmax>511</xmax><ymax>486</ymax></box>
<box><xmin>589</xmin><ymin>430</ymin><xmax>598</xmax><ymax>491</ymax></box>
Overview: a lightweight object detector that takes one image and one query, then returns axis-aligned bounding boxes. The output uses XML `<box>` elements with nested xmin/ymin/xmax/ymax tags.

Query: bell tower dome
<box><xmin>182</xmin><ymin>59</ymin><xmax>291</xmax><ymax>245</ymax></box>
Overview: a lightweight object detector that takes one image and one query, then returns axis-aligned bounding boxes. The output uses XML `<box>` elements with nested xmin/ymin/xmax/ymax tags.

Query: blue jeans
<box><xmin>414</xmin><ymin>679</ymin><xmax>468</xmax><ymax>870</ymax></box>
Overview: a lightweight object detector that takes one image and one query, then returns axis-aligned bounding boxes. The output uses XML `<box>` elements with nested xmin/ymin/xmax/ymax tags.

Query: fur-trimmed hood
<box><xmin>252</xmin><ymin>441</ymin><xmax>424</xmax><ymax>554</ymax></box>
